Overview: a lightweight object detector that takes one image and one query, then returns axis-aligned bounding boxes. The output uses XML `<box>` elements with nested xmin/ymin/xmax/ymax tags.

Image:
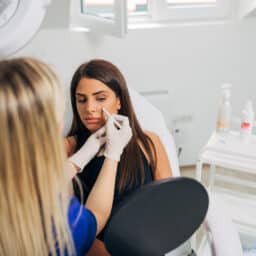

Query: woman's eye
<box><xmin>76</xmin><ymin>98</ymin><xmax>86</xmax><ymax>103</ymax></box>
<box><xmin>96</xmin><ymin>97</ymin><xmax>106</xmax><ymax>102</ymax></box>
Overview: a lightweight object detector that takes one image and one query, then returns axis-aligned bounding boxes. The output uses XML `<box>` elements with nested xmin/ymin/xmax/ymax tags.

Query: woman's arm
<box><xmin>85</xmin><ymin>115</ymin><xmax>132</xmax><ymax>235</ymax></box>
<box><xmin>64</xmin><ymin>136</ymin><xmax>76</xmax><ymax>157</ymax></box>
<box><xmin>64</xmin><ymin>136</ymin><xmax>80</xmax><ymax>179</ymax></box>
<box><xmin>85</xmin><ymin>158</ymin><xmax>118</xmax><ymax>235</ymax></box>
<box><xmin>144</xmin><ymin>131</ymin><xmax>172</xmax><ymax>180</ymax></box>
<box><xmin>87</xmin><ymin>239</ymin><xmax>111</xmax><ymax>256</ymax></box>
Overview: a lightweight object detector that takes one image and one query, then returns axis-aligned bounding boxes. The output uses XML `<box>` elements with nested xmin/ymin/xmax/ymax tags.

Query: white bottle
<box><xmin>216</xmin><ymin>83</ymin><xmax>232</xmax><ymax>134</ymax></box>
<box><xmin>240</xmin><ymin>100</ymin><xmax>254</xmax><ymax>140</ymax></box>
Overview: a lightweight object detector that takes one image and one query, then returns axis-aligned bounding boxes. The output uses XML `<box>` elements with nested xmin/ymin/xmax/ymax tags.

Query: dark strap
<box><xmin>188</xmin><ymin>249</ymin><xmax>197</xmax><ymax>256</ymax></box>
<box><xmin>104</xmin><ymin>177</ymin><xmax>208</xmax><ymax>256</ymax></box>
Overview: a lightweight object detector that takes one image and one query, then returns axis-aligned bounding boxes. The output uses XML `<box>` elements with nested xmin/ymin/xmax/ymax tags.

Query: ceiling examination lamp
<box><xmin>0</xmin><ymin>0</ymin><xmax>51</xmax><ymax>58</ymax></box>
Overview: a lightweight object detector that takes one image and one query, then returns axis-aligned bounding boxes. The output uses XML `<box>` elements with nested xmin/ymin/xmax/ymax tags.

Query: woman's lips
<box><xmin>84</xmin><ymin>118</ymin><xmax>101</xmax><ymax>124</ymax></box>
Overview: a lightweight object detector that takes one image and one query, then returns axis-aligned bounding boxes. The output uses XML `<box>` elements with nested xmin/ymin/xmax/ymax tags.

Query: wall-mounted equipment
<box><xmin>0</xmin><ymin>0</ymin><xmax>51</xmax><ymax>58</ymax></box>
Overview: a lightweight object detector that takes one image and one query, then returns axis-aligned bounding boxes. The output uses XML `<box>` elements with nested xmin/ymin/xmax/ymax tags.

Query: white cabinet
<box><xmin>196</xmin><ymin>131</ymin><xmax>256</xmax><ymax>254</ymax></box>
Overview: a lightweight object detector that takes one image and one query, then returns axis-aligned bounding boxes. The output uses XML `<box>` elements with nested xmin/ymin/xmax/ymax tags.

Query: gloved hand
<box><xmin>104</xmin><ymin>114</ymin><xmax>132</xmax><ymax>162</ymax></box>
<box><xmin>69</xmin><ymin>126</ymin><xmax>106</xmax><ymax>171</ymax></box>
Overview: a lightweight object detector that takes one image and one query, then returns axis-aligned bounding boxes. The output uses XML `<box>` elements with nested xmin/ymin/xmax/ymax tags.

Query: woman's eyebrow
<box><xmin>76</xmin><ymin>90</ymin><xmax>108</xmax><ymax>97</ymax></box>
<box><xmin>76</xmin><ymin>93</ymin><xmax>86</xmax><ymax>97</ymax></box>
<box><xmin>92</xmin><ymin>90</ymin><xmax>108</xmax><ymax>96</ymax></box>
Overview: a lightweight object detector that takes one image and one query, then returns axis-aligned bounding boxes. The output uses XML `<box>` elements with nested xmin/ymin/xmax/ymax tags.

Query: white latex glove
<box><xmin>104</xmin><ymin>114</ymin><xmax>132</xmax><ymax>162</ymax></box>
<box><xmin>69</xmin><ymin>126</ymin><xmax>106</xmax><ymax>171</ymax></box>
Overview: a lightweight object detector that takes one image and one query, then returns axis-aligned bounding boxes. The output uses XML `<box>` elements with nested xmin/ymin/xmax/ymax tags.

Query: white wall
<box><xmin>14</xmin><ymin>16</ymin><xmax>256</xmax><ymax>166</ymax></box>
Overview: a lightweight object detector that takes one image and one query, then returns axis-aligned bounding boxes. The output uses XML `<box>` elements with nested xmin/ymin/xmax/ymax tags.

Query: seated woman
<box><xmin>0</xmin><ymin>57</ymin><xmax>132</xmax><ymax>256</ymax></box>
<box><xmin>65</xmin><ymin>59</ymin><xmax>173</xmax><ymax>254</ymax></box>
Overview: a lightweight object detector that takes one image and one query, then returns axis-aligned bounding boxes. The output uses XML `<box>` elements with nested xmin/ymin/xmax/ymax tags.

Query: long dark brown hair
<box><xmin>67</xmin><ymin>59</ymin><xmax>157</xmax><ymax>192</ymax></box>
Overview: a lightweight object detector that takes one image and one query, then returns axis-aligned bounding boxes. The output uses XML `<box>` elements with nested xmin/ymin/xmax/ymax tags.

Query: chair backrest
<box><xmin>128</xmin><ymin>87</ymin><xmax>180</xmax><ymax>177</ymax></box>
<box><xmin>104</xmin><ymin>177</ymin><xmax>209</xmax><ymax>256</ymax></box>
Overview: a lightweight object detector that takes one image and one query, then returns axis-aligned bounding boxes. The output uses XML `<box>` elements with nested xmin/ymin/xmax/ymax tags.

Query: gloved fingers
<box><xmin>111</xmin><ymin>114</ymin><xmax>129</xmax><ymax>129</ymax></box>
<box><xmin>97</xmin><ymin>145</ymin><xmax>105</xmax><ymax>156</ymax></box>
<box><xmin>112</xmin><ymin>114</ymin><xmax>129</xmax><ymax>127</ymax></box>
<box><xmin>105</xmin><ymin>114</ymin><xmax>132</xmax><ymax>141</ymax></box>
<box><xmin>112</xmin><ymin>114</ymin><xmax>131</xmax><ymax>132</ymax></box>
<box><xmin>95</xmin><ymin>126</ymin><xmax>106</xmax><ymax>139</ymax></box>
<box><xmin>98</xmin><ymin>135</ymin><xmax>107</xmax><ymax>146</ymax></box>
<box><xmin>104</xmin><ymin>114</ymin><xmax>121</xmax><ymax>129</ymax></box>
<box><xmin>96</xmin><ymin>136</ymin><xmax>106</xmax><ymax>156</ymax></box>
<box><xmin>106</xmin><ymin>116</ymin><xmax>117</xmax><ymax>130</ymax></box>
<box><xmin>102</xmin><ymin>108</ymin><xmax>111</xmax><ymax>123</ymax></box>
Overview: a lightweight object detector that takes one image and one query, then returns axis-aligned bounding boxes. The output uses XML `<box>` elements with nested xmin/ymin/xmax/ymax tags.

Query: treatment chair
<box><xmin>127</xmin><ymin>87</ymin><xmax>243</xmax><ymax>256</ymax></box>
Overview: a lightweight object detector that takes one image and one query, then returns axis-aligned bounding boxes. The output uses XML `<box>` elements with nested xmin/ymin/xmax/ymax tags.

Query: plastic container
<box><xmin>216</xmin><ymin>83</ymin><xmax>232</xmax><ymax>134</ymax></box>
<box><xmin>240</xmin><ymin>100</ymin><xmax>254</xmax><ymax>141</ymax></box>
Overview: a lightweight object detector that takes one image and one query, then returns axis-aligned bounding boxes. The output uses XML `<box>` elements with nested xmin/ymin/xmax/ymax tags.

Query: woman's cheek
<box><xmin>105</xmin><ymin>104</ymin><xmax>119</xmax><ymax>115</ymax></box>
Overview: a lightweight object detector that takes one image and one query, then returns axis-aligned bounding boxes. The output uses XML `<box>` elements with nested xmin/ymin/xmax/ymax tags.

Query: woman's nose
<box><xmin>85</xmin><ymin>100</ymin><xmax>97</xmax><ymax>113</ymax></box>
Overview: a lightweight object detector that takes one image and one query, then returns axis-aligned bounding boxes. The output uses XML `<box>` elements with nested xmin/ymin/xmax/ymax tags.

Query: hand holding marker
<box><xmin>102</xmin><ymin>107</ymin><xmax>132</xmax><ymax>161</ymax></box>
<box><xmin>102</xmin><ymin>107</ymin><xmax>121</xmax><ymax>129</ymax></box>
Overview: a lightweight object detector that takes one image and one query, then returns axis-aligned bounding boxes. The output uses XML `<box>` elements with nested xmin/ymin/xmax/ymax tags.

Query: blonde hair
<box><xmin>0</xmin><ymin>58</ymin><xmax>73</xmax><ymax>255</ymax></box>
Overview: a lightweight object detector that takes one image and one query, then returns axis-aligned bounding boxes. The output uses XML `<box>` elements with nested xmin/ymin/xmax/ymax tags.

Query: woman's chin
<box><xmin>86</xmin><ymin>124</ymin><xmax>103</xmax><ymax>133</ymax></box>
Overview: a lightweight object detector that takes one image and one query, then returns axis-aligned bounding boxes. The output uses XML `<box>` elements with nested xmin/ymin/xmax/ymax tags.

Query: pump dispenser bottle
<box><xmin>216</xmin><ymin>83</ymin><xmax>232</xmax><ymax>134</ymax></box>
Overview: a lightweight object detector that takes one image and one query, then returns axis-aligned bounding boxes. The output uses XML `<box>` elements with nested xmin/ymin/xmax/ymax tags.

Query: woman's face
<box><xmin>75</xmin><ymin>78</ymin><xmax>121</xmax><ymax>132</ymax></box>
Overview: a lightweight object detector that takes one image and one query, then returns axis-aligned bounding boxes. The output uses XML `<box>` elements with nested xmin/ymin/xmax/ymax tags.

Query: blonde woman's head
<box><xmin>0</xmin><ymin>57</ymin><xmax>73</xmax><ymax>255</ymax></box>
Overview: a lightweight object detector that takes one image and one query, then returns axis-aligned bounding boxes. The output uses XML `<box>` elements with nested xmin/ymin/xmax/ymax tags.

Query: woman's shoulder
<box><xmin>143</xmin><ymin>130</ymin><xmax>161</xmax><ymax>145</ymax></box>
<box><xmin>64</xmin><ymin>136</ymin><xmax>77</xmax><ymax>157</ymax></box>
<box><xmin>142</xmin><ymin>130</ymin><xmax>166</xmax><ymax>157</ymax></box>
<box><xmin>139</xmin><ymin>130</ymin><xmax>161</xmax><ymax>161</ymax></box>
<box><xmin>143</xmin><ymin>130</ymin><xmax>172</xmax><ymax>179</ymax></box>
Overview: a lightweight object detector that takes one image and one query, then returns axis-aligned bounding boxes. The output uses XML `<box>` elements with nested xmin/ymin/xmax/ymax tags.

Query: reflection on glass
<box><xmin>82</xmin><ymin>0</ymin><xmax>114</xmax><ymax>20</ymax></box>
<box><xmin>81</xmin><ymin>0</ymin><xmax>148</xmax><ymax>18</ymax></box>
<box><xmin>127</xmin><ymin>0</ymin><xmax>148</xmax><ymax>13</ymax></box>
<box><xmin>167</xmin><ymin>0</ymin><xmax>216</xmax><ymax>4</ymax></box>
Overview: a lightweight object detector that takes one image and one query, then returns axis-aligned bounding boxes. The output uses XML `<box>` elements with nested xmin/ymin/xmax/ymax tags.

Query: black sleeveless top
<box><xmin>72</xmin><ymin>149</ymin><xmax>153</xmax><ymax>240</ymax></box>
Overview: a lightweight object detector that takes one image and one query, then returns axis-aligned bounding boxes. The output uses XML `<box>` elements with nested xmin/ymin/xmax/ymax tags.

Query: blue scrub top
<box><xmin>68</xmin><ymin>197</ymin><xmax>97</xmax><ymax>255</ymax></box>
